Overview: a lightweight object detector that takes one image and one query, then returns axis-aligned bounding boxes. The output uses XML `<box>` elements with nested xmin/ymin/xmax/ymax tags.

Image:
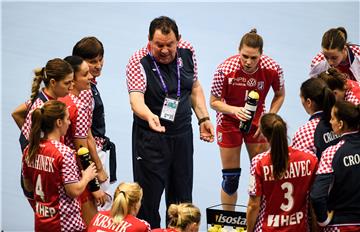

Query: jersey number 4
<box><xmin>35</xmin><ymin>174</ymin><xmax>45</xmax><ymax>202</ymax></box>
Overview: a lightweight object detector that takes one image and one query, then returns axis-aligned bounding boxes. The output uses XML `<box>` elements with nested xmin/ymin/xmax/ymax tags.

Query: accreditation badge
<box><xmin>160</xmin><ymin>97</ymin><xmax>179</xmax><ymax>122</ymax></box>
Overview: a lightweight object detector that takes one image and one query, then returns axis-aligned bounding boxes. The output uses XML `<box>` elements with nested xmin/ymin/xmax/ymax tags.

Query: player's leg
<box><xmin>244</xmin><ymin>125</ymin><xmax>269</xmax><ymax>160</ymax></box>
<box><xmin>220</xmin><ymin>146</ymin><xmax>241</xmax><ymax>211</ymax></box>
<box><xmin>217</xmin><ymin>125</ymin><xmax>243</xmax><ymax>211</ymax></box>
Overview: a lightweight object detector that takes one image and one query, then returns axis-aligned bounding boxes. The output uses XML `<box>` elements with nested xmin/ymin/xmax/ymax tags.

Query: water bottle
<box><xmin>77</xmin><ymin>146</ymin><xmax>100</xmax><ymax>192</ymax></box>
<box><xmin>239</xmin><ymin>90</ymin><xmax>259</xmax><ymax>133</ymax></box>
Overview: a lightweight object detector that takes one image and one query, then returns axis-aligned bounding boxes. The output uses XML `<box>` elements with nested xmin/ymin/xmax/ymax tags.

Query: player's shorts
<box><xmin>216</xmin><ymin>122</ymin><xmax>267</xmax><ymax>148</ymax></box>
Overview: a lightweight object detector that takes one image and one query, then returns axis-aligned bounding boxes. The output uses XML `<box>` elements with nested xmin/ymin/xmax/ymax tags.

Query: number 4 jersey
<box><xmin>248</xmin><ymin>146</ymin><xmax>318</xmax><ymax>232</ymax></box>
<box><xmin>22</xmin><ymin>139</ymin><xmax>85</xmax><ymax>232</ymax></box>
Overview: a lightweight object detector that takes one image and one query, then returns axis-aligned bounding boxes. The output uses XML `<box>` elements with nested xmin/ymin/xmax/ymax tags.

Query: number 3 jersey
<box><xmin>248</xmin><ymin>146</ymin><xmax>318</xmax><ymax>232</ymax></box>
<box><xmin>22</xmin><ymin>139</ymin><xmax>84</xmax><ymax>232</ymax></box>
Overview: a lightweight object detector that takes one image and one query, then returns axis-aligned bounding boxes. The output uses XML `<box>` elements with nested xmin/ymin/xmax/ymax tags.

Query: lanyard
<box><xmin>149</xmin><ymin>52</ymin><xmax>181</xmax><ymax>99</ymax></box>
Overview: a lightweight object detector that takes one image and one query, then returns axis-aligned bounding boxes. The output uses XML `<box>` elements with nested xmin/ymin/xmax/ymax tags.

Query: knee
<box><xmin>221</xmin><ymin>168</ymin><xmax>241</xmax><ymax>195</ymax></box>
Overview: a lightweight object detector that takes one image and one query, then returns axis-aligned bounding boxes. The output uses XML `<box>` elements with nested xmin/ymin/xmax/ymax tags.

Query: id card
<box><xmin>160</xmin><ymin>97</ymin><xmax>179</xmax><ymax>122</ymax></box>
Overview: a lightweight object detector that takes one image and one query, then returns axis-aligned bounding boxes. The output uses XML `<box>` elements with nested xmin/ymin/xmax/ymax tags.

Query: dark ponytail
<box><xmin>260</xmin><ymin>113</ymin><xmax>288</xmax><ymax>180</ymax></box>
<box><xmin>301</xmin><ymin>78</ymin><xmax>335</xmax><ymax>126</ymax></box>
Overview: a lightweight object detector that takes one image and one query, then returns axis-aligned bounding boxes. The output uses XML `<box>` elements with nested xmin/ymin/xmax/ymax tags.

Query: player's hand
<box><xmin>81</xmin><ymin>163</ymin><xmax>97</xmax><ymax>183</ymax></box>
<box><xmin>148</xmin><ymin>114</ymin><xmax>166</xmax><ymax>133</ymax></box>
<box><xmin>91</xmin><ymin>189</ymin><xmax>107</xmax><ymax>207</ymax></box>
<box><xmin>199</xmin><ymin>120</ymin><xmax>214</xmax><ymax>142</ymax></box>
<box><xmin>234</xmin><ymin>107</ymin><xmax>251</xmax><ymax>122</ymax></box>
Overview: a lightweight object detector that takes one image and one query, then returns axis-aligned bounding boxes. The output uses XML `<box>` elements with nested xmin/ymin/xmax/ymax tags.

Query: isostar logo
<box><xmin>215</xmin><ymin>214</ymin><xmax>247</xmax><ymax>226</ymax></box>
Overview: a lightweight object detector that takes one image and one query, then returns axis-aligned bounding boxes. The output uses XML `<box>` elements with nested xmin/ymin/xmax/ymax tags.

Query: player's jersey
<box><xmin>316</xmin><ymin>131</ymin><xmax>360</xmax><ymax>226</ymax></box>
<box><xmin>211</xmin><ymin>54</ymin><xmax>284</xmax><ymax>127</ymax></box>
<box><xmin>20</xmin><ymin>91</ymin><xmax>53</xmax><ymax>151</ymax></box>
<box><xmin>87</xmin><ymin>211</ymin><xmax>151</xmax><ymax>232</ymax></box>
<box><xmin>59</xmin><ymin>92</ymin><xmax>94</xmax><ymax>149</ymax></box>
<box><xmin>151</xmin><ymin>229</ymin><xmax>177</xmax><ymax>232</ymax></box>
<box><xmin>310</xmin><ymin>44</ymin><xmax>360</xmax><ymax>82</ymax></box>
<box><xmin>291</xmin><ymin>111</ymin><xmax>340</xmax><ymax>159</ymax></box>
<box><xmin>344</xmin><ymin>79</ymin><xmax>360</xmax><ymax>105</ymax></box>
<box><xmin>249</xmin><ymin>147</ymin><xmax>318</xmax><ymax>232</ymax></box>
<box><xmin>22</xmin><ymin>139</ymin><xmax>84</xmax><ymax>232</ymax></box>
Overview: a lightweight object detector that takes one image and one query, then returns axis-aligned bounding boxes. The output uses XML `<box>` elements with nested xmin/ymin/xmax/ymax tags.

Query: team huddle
<box><xmin>12</xmin><ymin>15</ymin><xmax>360</xmax><ymax>232</ymax></box>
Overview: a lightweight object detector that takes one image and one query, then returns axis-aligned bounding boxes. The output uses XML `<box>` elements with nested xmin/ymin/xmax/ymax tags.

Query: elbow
<box><xmin>66</xmin><ymin>190</ymin><xmax>81</xmax><ymax>199</ymax></box>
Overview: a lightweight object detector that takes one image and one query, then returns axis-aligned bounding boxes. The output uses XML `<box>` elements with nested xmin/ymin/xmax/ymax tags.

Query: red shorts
<box><xmin>216</xmin><ymin>123</ymin><xmax>267</xmax><ymax>148</ymax></box>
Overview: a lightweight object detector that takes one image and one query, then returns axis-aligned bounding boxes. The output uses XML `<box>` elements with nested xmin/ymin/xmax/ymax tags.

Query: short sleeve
<box><xmin>61</xmin><ymin>150</ymin><xmax>80</xmax><ymax>184</ymax></box>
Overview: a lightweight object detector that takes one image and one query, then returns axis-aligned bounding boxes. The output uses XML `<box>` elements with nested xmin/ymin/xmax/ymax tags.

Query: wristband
<box><xmin>198</xmin><ymin>116</ymin><xmax>210</xmax><ymax>125</ymax></box>
<box><xmin>318</xmin><ymin>213</ymin><xmax>332</xmax><ymax>227</ymax></box>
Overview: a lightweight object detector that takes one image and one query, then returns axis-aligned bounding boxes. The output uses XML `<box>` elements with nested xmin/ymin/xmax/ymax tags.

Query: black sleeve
<box><xmin>310</xmin><ymin>173</ymin><xmax>334</xmax><ymax>223</ymax></box>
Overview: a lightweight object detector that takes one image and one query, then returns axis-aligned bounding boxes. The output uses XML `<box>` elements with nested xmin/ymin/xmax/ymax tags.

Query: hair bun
<box><xmin>249</xmin><ymin>28</ymin><xmax>257</xmax><ymax>34</ymax></box>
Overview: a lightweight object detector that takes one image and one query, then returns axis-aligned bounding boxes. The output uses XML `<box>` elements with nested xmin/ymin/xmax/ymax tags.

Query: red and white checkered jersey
<box><xmin>344</xmin><ymin>79</ymin><xmax>360</xmax><ymax>105</ymax></box>
<box><xmin>21</xmin><ymin>92</ymin><xmax>51</xmax><ymax>141</ymax></box>
<box><xmin>291</xmin><ymin>116</ymin><xmax>321</xmax><ymax>154</ymax></box>
<box><xmin>310</xmin><ymin>44</ymin><xmax>360</xmax><ymax>81</ymax></box>
<box><xmin>249</xmin><ymin>147</ymin><xmax>318</xmax><ymax>231</ymax></box>
<box><xmin>59</xmin><ymin>93</ymin><xmax>94</xmax><ymax>149</ymax></box>
<box><xmin>87</xmin><ymin>211</ymin><xmax>151</xmax><ymax>232</ymax></box>
<box><xmin>22</xmin><ymin>139</ymin><xmax>84</xmax><ymax>232</ymax></box>
<box><xmin>211</xmin><ymin>54</ymin><xmax>284</xmax><ymax>127</ymax></box>
<box><xmin>316</xmin><ymin>140</ymin><xmax>345</xmax><ymax>175</ymax></box>
<box><xmin>126</xmin><ymin>40</ymin><xmax>198</xmax><ymax>93</ymax></box>
<box><xmin>78</xmin><ymin>89</ymin><xmax>106</xmax><ymax>149</ymax></box>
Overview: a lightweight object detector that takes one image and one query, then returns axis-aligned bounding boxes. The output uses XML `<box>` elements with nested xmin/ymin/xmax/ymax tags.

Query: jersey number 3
<box><xmin>280</xmin><ymin>182</ymin><xmax>294</xmax><ymax>212</ymax></box>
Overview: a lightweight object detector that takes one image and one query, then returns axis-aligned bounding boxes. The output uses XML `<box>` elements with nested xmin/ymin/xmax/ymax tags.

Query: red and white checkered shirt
<box><xmin>211</xmin><ymin>54</ymin><xmax>284</xmax><ymax>127</ymax></box>
<box><xmin>22</xmin><ymin>139</ymin><xmax>84</xmax><ymax>232</ymax></box>
<box><xmin>21</xmin><ymin>92</ymin><xmax>51</xmax><ymax>141</ymax></box>
<box><xmin>344</xmin><ymin>79</ymin><xmax>360</xmax><ymax>105</ymax></box>
<box><xmin>126</xmin><ymin>40</ymin><xmax>198</xmax><ymax>94</ymax></box>
<box><xmin>59</xmin><ymin>92</ymin><xmax>94</xmax><ymax>150</ymax></box>
<box><xmin>291</xmin><ymin>115</ymin><xmax>321</xmax><ymax>154</ymax></box>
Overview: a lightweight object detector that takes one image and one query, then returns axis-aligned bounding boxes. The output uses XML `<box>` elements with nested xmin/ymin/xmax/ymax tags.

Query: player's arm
<box><xmin>12</xmin><ymin>103</ymin><xmax>28</xmax><ymax>129</ymax></box>
<box><xmin>64</xmin><ymin>163</ymin><xmax>97</xmax><ymax>198</ymax></box>
<box><xmin>210</xmin><ymin>94</ymin><xmax>250</xmax><ymax>122</ymax></box>
<box><xmin>129</xmin><ymin>91</ymin><xmax>165</xmax><ymax>132</ymax></box>
<box><xmin>246</xmin><ymin>195</ymin><xmax>261</xmax><ymax>232</ymax></box>
<box><xmin>269</xmin><ymin>88</ymin><xmax>285</xmax><ymax>114</ymax></box>
<box><xmin>191</xmin><ymin>80</ymin><xmax>214</xmax><ymax>142</ymax></box>
<box><xmin>86</xmin><ymin>129</ymin><xmax>107</xmax><ymax>183</ymax></box>
<box><xmin>22</xmin><ymin>177</ymin><xmax>34</xmax><ymax>193</ymax></box>
<box><xmin>310</xmin><ymin>173</ymin><xmax>334</xmax><ymax>226</ymax></box>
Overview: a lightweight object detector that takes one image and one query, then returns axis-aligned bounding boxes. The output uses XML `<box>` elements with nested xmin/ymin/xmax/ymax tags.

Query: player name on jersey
<box><xmin>323</xmin><ymin>131</ymin><xmax>340</xmax><ymax>144</ymax></box>
<box><xmin>263</xmin><ymin>160</ymin><xmax>312</xmax><ymax>181</ymax></box>
<box><xmin>343</xmin><ymin>153</ymin><xmax>360</xmax><ymax>167</ymax></box>
<box><xmin>92</xmin><ymin>214</ymin><xmax>133</xmax><ymax>232</ymax></box>
<box><xmin>35</xmin><ymin>201</ymin><xmax>56</xmax><ymax>218</ymax></box>
<box><xmin>26</xmin><ymin>154</ymin><xmax>55</xmax><ymax>173</ymax></box>
<box><xmin>267</xmin><ymin>211</ymin><xmax>303</xmax><ymax>227</ymax></box>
